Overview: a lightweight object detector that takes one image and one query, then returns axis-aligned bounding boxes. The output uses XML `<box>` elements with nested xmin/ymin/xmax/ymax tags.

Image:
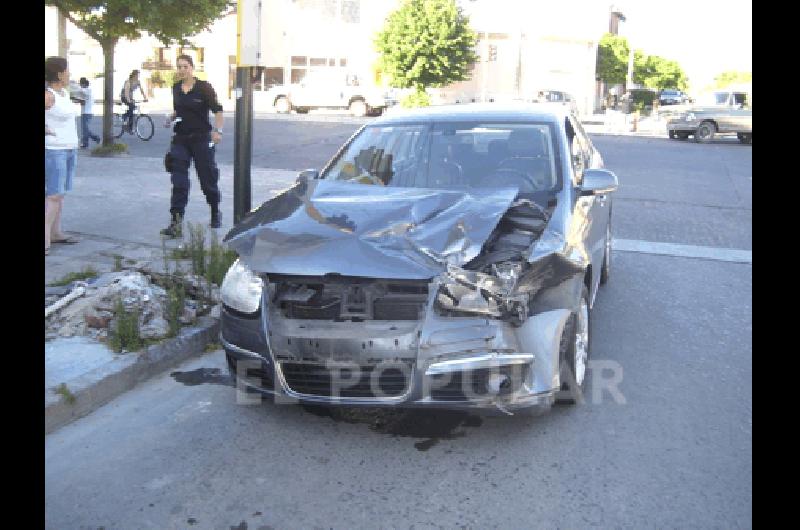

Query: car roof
<box><xmin>374</xmin><ymin>103</ymin><xmax>568</xmax><ymax>125</ymax></box>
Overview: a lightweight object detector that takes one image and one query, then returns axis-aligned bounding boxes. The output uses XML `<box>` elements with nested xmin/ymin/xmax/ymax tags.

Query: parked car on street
<box><xmin>219</xmin><ymin>103</ymin><xmax>618</xmax><ymax>415</ymax></box>
<box><xmin>667</xmin><ymin>105</ymin><xmax>752</xmax><ymax>143</ymax></box>
<box><xmin>532</xmin><ymin>90</ymin><xmax>579</xmax><ymax>116</ymax></box>
<box><xmin>658</xmin><ymin>89</ymin><xmax>690</xmax><ymax>106</ymax></box>
<box><xmin>264</xmin><ymin>70</ymin><xmax>391</xmax><ymax>117</ymax></box>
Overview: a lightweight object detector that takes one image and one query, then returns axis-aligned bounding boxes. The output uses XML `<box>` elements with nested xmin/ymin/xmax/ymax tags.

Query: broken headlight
<box><xmin>435</xmin><ymin>264</ymin><xmax>527</xmax><ymax>324</ymax></box>
<box><xmin>220</xmin><ymin>259</ymin><xmax>263</xmax><ymax>314</ymax></box>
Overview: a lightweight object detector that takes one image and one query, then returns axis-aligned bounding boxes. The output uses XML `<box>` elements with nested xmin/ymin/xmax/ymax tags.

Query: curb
<box><xmin>45</xmin><ymin>315</ymin><xmax>220</xmax><ymax>435</ymax></box>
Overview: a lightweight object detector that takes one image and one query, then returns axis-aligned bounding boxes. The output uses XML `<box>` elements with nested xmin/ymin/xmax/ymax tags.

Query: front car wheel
<box><xmin>695</xmin><ymin>121</ymin><xmax>716</xmax><ymax>143</ymax></box>
<box><xmin>556</xmin><ymin>285</ymin><xmax>591</xmax><ymax>405</ymax></box>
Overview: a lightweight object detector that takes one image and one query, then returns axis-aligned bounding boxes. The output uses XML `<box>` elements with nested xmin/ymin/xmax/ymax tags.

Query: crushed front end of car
<box><xmin>220</xmin><ymin>179</ymin><xmax>587</xmax><ymax>414</ymax></box>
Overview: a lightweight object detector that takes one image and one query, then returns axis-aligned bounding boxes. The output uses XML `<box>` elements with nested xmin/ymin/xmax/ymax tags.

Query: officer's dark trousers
<box><xmin>168</xmin><ymin>133</ymin><xmax>221</xmax><ymax>216</ymax></box>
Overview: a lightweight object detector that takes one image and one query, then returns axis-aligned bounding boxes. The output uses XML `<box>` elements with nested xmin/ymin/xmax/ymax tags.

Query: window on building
<box><xmin>340</xmin><ymin>58</ymin><xmax>347</xmax><ymax>67</ymax></box>
<box><xmin>264</xmin><ymin>67</ymin><xmax>284</xmax><ymax>89</ymax></box>
<box><xmin>291</xmin><ymin>68</ymin><xmax>307</xmax><ymax>84</ymax></box>
<box><xmin>329</xmin><ymin>58</ymin><xmax>336</xmax><ymax>66</ymax></box>
<box><xmin>291</xmin><ymin>56</ymin><xmax>308</xmax><ymax>67</ymax></box>
<box><xmin>310</xmin><ymin>57</ymin><xmax>328</xmax><ymax>67</ymax></box>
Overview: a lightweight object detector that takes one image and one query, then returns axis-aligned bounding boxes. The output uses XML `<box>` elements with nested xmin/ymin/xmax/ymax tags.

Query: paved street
<box><xmin>47</xmin><ymin>116</ymin><xmax>752</xmax><ymax>529</ymax></box>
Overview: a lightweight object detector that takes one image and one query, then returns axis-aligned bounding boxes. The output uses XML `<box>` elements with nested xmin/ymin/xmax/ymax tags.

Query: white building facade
<box><xmin>45</xmin><ymin>0</ymin><xmax>608</xmax><ymax>115</ymax></box>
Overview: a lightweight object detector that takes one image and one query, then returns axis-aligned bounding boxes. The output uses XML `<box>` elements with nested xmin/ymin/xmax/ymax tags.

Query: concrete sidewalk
<box><xmin>45</xmin><ymin>154</ymin><xmax>297</xmax><ymax>433</ymax></box>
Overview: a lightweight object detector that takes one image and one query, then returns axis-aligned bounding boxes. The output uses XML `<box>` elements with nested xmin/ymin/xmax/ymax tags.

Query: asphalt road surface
<box><xmin>48</xmin><ymin>117</ymin><xmax>752</xmax><ymax>529</ymax></box>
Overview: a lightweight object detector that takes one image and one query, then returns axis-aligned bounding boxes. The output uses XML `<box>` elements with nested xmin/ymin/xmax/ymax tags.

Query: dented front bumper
<box><xmin>220</xmin><ymin>298</ymin><xmax>571</xmax><ymax>412</ymax></box>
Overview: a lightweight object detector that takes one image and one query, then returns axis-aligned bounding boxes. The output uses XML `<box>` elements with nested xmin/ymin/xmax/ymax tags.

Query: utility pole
<box><xmin>234</xmin><ymin>0</ymin><xmax>262</xmax><ymax>224</ymax></box>
<box><xmin>234</xmin><ymin>67</ymin><xmax>253</xmax><ymax>224</ymax></box>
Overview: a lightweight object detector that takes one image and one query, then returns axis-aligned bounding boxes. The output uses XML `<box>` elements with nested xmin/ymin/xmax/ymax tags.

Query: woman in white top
<box><xmin>45</xmin><ymin>56</ymin><xmax>80</xmax><ymax>256</ymax></box>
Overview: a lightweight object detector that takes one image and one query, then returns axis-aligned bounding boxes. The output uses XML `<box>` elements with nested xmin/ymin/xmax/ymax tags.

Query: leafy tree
<box><xmin>375</xmin><ymin>0</ymin><xmax>478</xmax><ymax>106</ymax></box>
<box><xmin>714</xmin><ymin>71</ymin><xmax>752</xmax><ymax>89</ymax></box>
<box><xmin>633</xmin><ymin>51</ymin><xmax>688</xmax><ymax>91</ymax></box>
<box><xmin>596</xmin><ymin>33</ymin><xmax>630</xmax><ymax>86</ymax></box>
<box><xmin>46</xmin><ymin>1</ymin><xmax>231</xmax><ymax>145</ymax></box>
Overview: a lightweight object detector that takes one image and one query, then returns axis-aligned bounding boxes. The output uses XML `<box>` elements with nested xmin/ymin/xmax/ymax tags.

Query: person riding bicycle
<box><xmin>120</xmin><ymin>70</ymin><xmax>147</xmax><ymax>131</ymax></box>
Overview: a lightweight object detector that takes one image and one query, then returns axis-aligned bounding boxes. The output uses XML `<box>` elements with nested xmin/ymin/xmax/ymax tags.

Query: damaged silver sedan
<box><xmin>219</xmin><ymin>104</ymin><xmax>618</xmax><ymax>415</ymax></box>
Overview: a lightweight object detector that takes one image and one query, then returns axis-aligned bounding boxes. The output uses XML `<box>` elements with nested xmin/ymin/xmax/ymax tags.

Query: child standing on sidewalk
<box><xmin>78</xmin><ymin>77</ymin><xmax>100</xmax><ymax>148</ymax></box>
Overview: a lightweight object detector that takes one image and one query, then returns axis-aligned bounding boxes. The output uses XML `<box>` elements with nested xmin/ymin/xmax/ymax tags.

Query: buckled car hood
<box><xmin>224</xmin><ymin>180</ymin><xmax>520</xmax><ymax>279</ymax></box>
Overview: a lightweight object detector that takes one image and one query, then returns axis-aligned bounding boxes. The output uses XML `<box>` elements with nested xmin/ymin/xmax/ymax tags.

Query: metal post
<box><xmin>481</xmin><ymin>32</ymin><xmax>489</xmax><ymax>102</ymax></box>
<box><xmin>233</xmin><ymin>66</ymin><xmax>253</xmax><ymax>224</ymax></box>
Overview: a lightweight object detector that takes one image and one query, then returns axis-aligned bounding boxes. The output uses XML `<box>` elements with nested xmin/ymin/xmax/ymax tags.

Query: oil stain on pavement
<box><xmin>168</xmin><ymin>368</ymin><xmax>484</xmax><ymax>450</ymax></box>
<box><xmin>301</xmin><ymin>405</ymin><xmax>483</xmax><ymax>451</ymax></box>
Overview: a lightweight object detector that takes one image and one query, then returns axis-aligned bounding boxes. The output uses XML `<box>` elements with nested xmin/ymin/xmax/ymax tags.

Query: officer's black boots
<box><xmin>160</xmin><ymin>212</ymin><xmax>184</xmax><ymax>238</ymax></box>
<box><xmin>210</xmin><ymin>206</ymin><xmax>222</xmax><ymax>229</ymax></box>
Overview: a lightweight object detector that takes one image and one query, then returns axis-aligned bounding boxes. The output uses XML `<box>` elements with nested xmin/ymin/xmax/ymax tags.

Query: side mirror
<box><xmin>296</xmin><ymin>169</ymin><xmax>319</xmax><ymax>185</ymax></box>
<box><xmin>581</xmin><ymin>169</ymin><xmax>618</xmax><ymax>196</ymax></box>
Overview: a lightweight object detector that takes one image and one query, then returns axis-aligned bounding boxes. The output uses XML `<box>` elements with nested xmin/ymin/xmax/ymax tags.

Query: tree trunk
<box><xmin>101</xmin><ymin>39</ymin><xmax>118</xmax><ymax>146</ymax></box>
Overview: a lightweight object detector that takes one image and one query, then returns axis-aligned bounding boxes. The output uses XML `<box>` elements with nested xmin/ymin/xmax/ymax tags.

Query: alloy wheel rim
<box><xmin>574</xmin><ymin>299</ymin><xmax>589</xmax><ymax>386</ymax></box>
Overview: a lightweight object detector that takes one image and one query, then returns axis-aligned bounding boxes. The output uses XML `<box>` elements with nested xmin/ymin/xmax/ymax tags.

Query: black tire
<box><xmin>668</xmin><ymin>130</ymin><xmax>677</xmax><ymax>139</ymax></box>
<box><xmin>556</xmin><ymin>285</ymin><xmax>591</xmax><ymax>405</ymax></box>
<box><xmin>112</xmin><ymin>113</ymin><xmax>126</xmax><ymax>139</ymax></box>
<box><xmin>600</xmin><ymin>220</ymin><xmax>611</xmax><ymax>285</ymax></box>
<box><xmin>694</xmin><ymin>121</ymin><xmax>716</xmax><ymax>143</ymax></box>
<box><xmin>134</xmin><ymin>114</ymin><xmax>155</xmax><ymax>141</ymax></box>
<box><xmin>677</xmin><ymin>132</ymin><xmax>690</xmax><ymax>140</ymax></box>
<box><xmin>274</xmin><ymin>96</ymin><xmax>291</xmax><ymax>114</ymax></box>
<box><xmin>738</xmin><ymin>133</ymin><xmax>752</xmax><ymax>145</ymax></box>
<box><xmin>295</xmin><ymin>107</ymin><xmax>310</xmax><ymax>114</ymax></box>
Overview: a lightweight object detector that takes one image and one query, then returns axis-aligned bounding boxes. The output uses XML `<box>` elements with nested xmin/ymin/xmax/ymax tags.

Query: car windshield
<box><xmin>662</xmin><ymin>90</ymin><xmax>679</xmax><ymax>96</ymax></box>
<box><xmin>321</xmin><ymin>121</ymin><xmax>560</xmax><ymax>193</ymax></box>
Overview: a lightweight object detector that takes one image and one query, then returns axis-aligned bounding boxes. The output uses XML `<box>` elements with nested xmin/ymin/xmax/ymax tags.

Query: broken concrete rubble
<box><xmin>45</xmin><ymin>270</ymin><xmax>217</xmax><ymax>343</ymax></box>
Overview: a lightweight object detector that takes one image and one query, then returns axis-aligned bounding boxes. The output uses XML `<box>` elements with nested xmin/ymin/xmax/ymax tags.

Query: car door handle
<box><xmin>597</xmin><ymin>194</ymin><xmax>607</xmax><ymax>206</ymax></box>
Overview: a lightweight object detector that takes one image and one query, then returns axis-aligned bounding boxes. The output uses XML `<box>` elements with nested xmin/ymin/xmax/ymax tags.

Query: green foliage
<box><xmin>166</xmin><ymin>279</ymin><xmax>186</xmax><ymax>338</ymax></box>
<box><xmin>205</xmin><ymin>231</ymin><xmax>238</xmax><ymax>287</ymax></box>
<box><xmin>46</xmin><ymin>1</ymin><xmax>232</xmax><ymax>47</ymax></box>
<box><xmin>401</xmin><ymin>89</ymin><xmax>432</xmax><ymax>108</ymax></box>
<box><xmin>48</xmin><ymin>266</ymin><xmax>98</xmax><ymax>287</ymax></box>
<box><xmin>90</xmin><ymin>142</ymin><xmax>128</xmax><ymax>156</ymax></box>
<box><xmin>53</xmin><ymin>383</ymin><xmax>77</xmax><ymax>405</ymax></box>
<box><xmin>109</xmin><ymin>297</ymin><xmax>142</xmax><ymax>353</ymax></box>
<box><xmin>113</xmin><ymin>254</ymin><xmax>123</xmax><ymax>272</ymax></box>
<box><xmin>596</xmin><ymin>33</ymin><xmax>630</xmax><ymax>85</ymax></box>
<box><xmin>633</xmin><ymin>51</ymin><xmax>688</xmax><ymax>91</ymax></box>
<box><xmin>714</xmin><ymin>71</ymin><xmax>752</xmax><ymax>89</ymax></box>
<box><xmin>187</xmin><ymin>222</ymin><xmax>207</xmax><ymax>277</ymax></box>
<box><xmin>375</xmin><ymin>0</ymin><xmax>479</xmax><ymax>91</ymax></box>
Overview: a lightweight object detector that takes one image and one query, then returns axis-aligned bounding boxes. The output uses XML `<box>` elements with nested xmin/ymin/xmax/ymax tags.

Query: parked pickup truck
<box><xmin>667</xmin><ymin>91</ymin><xmax>752</xmax><ymax>144</ymax></box>
<box><xmin>264</xmin><ymin>70</ymin><xmax>391</xmax><ymax>117</ymax></box>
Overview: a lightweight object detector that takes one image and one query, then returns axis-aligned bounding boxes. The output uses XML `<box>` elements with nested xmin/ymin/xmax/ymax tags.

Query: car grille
<box><xmin>272</xmin><ymin>276</ymin><xmax>429</xmax><ymax>321</ymax></box>
<box><xmin>280</xmin><ymin>362</ymin><xmax>412</xmax><ymax>398</ymax></box>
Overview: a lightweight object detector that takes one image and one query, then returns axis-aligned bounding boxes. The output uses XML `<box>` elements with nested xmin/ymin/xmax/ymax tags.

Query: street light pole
<box><xmin>233</xmin><ymin>67</ymin><xmax>253</xmax><ymax>224</ymax></box>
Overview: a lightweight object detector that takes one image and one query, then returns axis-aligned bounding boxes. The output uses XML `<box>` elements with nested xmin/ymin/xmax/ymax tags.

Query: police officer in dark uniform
<box><xmin>161</xmin><ymin>54</ymin><xmax>224</xmax><ymax>238</ymax></box>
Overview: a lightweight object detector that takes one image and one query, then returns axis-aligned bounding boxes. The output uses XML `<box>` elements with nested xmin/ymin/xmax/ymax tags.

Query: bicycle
<box><xmin>113</xmin><ymin>101</ymin><xmax>155</xmax><ymax>141</ymax></box>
